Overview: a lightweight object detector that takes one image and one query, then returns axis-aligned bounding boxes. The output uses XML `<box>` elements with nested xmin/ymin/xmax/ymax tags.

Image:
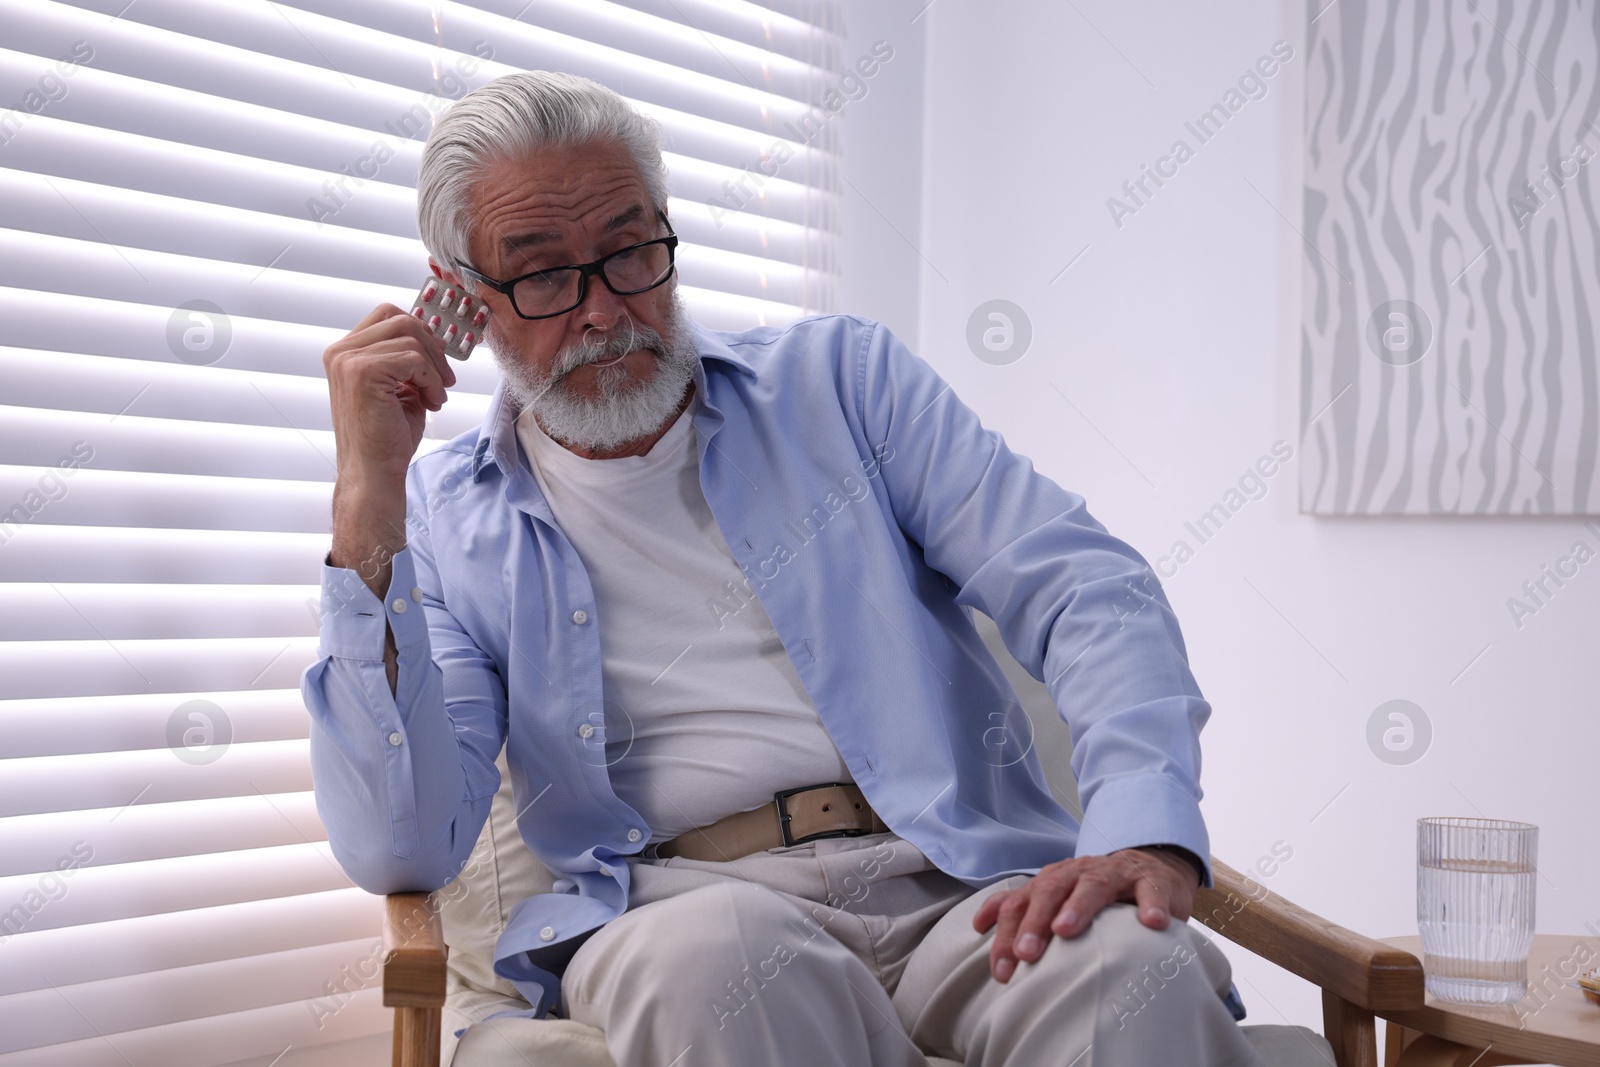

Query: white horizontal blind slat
<box><xmin>0</xmin><ymin>793</ymin><xmax>324</xmax><ymax>876</ymax></box>
<box><xmin>0</xmin><ymin>638</ymin><xmax>320</xmax><ymax>699</ymax></box>
<box><xmin>2</xmin><ymin>741</ymin><xmax>316</xmax><ymax>815</ymax></box>
<box><xmin>0</xmin><ymin>690</ymin><xmax>311</xmax><ymax>760</ymax></box>
<box><xmin>0</xmin><ymin>526</ymin><xmax>330</xmax><ymax>584</ymax></box>
<box><xmin>0</xmin><ymin>936</ymin><xmax>383</xmax><ymax>1053</ymax></box>
<box><xmin>0</xmin><ymin>990</ymin><xmax>389</xmax><ymax>1067</ymax></box>
<box><xmin>1</xmin><ymin>112</ymin><xmax>421</xmax><ymax>238</ymax></box>
<box><xmin>0</xmin><ymin>888</ymin><xmax>380</xmax><ymax>995</ymax></box>
<box><xmin>0</xmin><ymin>0</ymin><xmax>840</xmax><ymax>1061</ymax></box>
<box><xmin>0</xmin><ymin>466</ymin><xmax>336</xmax><ymax>533</ymax></box>
<box><xmin>0</xmin><ymin>228</ymin><xmax>422</xmax><ymax>332</ymax></box>
<box><xmin>600</xmin><ymin>0</ymin><xmax>838</xmax><ymax>58</ymax></box>
<box><xmin>0</xmin><ymin>842</ymin><xmax>351</xmax><ymax>936</ymax></box>
<box><xmin>0</xmin><ymin>584</ymin><xmax>321</xmax><ymax>642</ymax></box>
<box><xmin>0</xmin><ymin>286</ymin><xmax>347</xmax><ymax>375</ymax></box>
<box><xmin>0</xmin><ymin>349</ymin><xmax>496</xmax><ymax>440</ymax></box>
<box><xmin>0</xmin><ymin>406</ymin><xmax>339</xmax><ymax>483</ymax></box>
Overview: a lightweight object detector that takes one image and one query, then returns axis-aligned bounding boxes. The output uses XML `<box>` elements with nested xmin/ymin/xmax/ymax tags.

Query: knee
<box><xmin>1088</xmin><ymin>904</ymin><xmax>1224</xmax><ymax>1028</ymax></box>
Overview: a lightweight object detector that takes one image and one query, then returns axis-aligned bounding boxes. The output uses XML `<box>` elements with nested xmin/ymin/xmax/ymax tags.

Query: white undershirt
<box><xmin>515</xmin><ymin>383</ymin><xmax>852</xmax><ymax>842</ymax></box>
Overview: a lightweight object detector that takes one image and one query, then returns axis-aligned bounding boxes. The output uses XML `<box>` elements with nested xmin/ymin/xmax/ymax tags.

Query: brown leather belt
<box><xmin>649</xmin><ymin>782</ymin><xmax>888</xmax><ymax>862</ymax></box>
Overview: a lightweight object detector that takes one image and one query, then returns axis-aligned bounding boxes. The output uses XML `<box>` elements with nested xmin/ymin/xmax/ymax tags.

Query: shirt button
<box><xmin>539</xmin><ymin>926</ymin><xmax>555</xmax><ymax>942</ymax></box>
<box><xmin>411</xmin><ymin>586</ymin><xmax>424</xmax><ymax>603</ymax></box>
<box><xmin>571</xmin><ymin>609</ymin><xmax>588</xmax><ymax>625</ymax></box>
<box><xmin>387</xmin><ymin>731</ymin><xmax>403</xmax><ymax>746</ymax></box>
<box><xmin>390</xmin><ymin>598</ymin><xmax>407</xmax><ymax>614</ymax></box>
<box><xmin>626</xmin><ymin>828</ymin><xmax>642</xmax><ymax>843</ymax></box>
<box><xmin>577</xmin><ymin>723</ymin><xmax>595</xmax><ymax>739</ymax></box>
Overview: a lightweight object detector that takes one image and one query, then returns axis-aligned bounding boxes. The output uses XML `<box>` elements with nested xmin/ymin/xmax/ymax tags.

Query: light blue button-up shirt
<box><xmin>301</xmin><ymin>313</ymin><xmax>1216</xmax><ymax>1018</ymax></box>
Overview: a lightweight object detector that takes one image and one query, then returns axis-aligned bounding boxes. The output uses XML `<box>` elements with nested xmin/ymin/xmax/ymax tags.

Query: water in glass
<box><xmin>1416</xmin><ymin>818</ymin><xmax>1537</xmax><ymax>1004</ymax></box>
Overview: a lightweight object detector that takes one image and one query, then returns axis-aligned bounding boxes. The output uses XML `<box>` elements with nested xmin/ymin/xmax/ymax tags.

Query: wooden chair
<box><xmin>377</xmin><ymin>613</ymin><xmax>1424</xmax><ymax>1065</ymax></box>
<box><xmin>384</xmin><ymin>891</ymin><xmax>448</xmax><ymax>1067</ymax></box>
<box><xmin>381</xmin><ymin>852</ymin><xmax>1424</xmax><ymax>1067</ymax></box>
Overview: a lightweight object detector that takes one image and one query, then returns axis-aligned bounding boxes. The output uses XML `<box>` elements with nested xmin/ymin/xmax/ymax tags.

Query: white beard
<box><xmin>489</xmin><ymin>288</ymin><xmax>699</xmax><ymax>453</ymax></box>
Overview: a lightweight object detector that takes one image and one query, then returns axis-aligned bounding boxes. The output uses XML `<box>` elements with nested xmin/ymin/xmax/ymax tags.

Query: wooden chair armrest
<box><xmin>1194</xmin><ymin>856</ymin><xmax>1424</xmax><ymax>1012</ymax></box>
<box><xmin>383</xmin><ymin>891</ymin><xmax>447</xmax><ymax>1009</ymax></box>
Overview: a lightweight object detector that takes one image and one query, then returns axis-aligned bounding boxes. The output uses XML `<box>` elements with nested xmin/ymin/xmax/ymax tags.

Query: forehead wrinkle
<box><xmin>498</xmin><ymin>153</ymin><xmax>639</xmax><ymax>205</ymax></box>
<box><xmin>495</xmin><ymin>199</ymin><xmax>644</xmax><ymax>258</ymax></box>
<box><xmin>470</xmin><ymin>155</ymin><xmax>650</xmax><ymax>272</ymax></box>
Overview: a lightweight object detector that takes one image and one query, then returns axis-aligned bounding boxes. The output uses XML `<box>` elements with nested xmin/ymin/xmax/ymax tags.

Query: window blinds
<box><xmin>0</xmin><ymin>1</ymin><xmax>841</xmax><ymax>1063</ymax></box>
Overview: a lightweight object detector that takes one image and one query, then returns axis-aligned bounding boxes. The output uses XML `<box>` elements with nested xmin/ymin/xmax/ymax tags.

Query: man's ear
<box><xmin>427</xmin><ymin>258</ymin><xmax>469</xmax><ymax>290</ymax></box>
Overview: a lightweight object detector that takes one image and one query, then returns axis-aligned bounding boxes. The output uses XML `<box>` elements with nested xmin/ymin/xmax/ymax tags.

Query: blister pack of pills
<box><xmin>410</xmin><ymin>276</ymin><xmax>489</xmax><ymax>360</ymax></box>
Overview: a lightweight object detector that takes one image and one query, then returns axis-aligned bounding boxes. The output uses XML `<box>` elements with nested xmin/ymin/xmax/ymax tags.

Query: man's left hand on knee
<box><xmin>971</xmin><ymin>847</ymin><xmax>1200</xmax><ymax>983</ymax></box>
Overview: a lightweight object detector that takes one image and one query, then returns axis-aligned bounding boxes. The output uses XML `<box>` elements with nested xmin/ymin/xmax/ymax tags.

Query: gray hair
<box><xmin>417</xmin><ymin>71</ymin><xmax>670</xmax><ymax>281</ymax></box>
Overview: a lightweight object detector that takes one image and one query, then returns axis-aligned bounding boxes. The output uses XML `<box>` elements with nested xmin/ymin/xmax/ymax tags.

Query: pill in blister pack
<box><xmin>410</xmin><ymin>276</ymin><xmax>489</xmax><ymax>360</ymax></box>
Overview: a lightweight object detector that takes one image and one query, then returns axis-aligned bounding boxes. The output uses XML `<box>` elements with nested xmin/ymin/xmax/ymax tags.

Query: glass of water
<box><xmin>1416</xmin><ymin>817</ymin><xmax>1538</xmax><ymax>1004</ymax></box>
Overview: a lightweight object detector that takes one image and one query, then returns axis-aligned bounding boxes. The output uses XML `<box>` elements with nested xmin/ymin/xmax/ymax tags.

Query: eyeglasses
<box><xmin>454</xmin><ymin>211</ymin><xmax>679</xmax><ymax>321</ymax></box>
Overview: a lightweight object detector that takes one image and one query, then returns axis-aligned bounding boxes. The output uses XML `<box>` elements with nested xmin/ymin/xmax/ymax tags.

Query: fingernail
<box><xmin>1016</xmin><ymin>933</ymin><xmax>1041</xmax><ymax>957</ymax></box>
<box><xmin>1058</xmin><ymin>909</ymin><xmax>1078</xmax><ymax>929</ymax></box>
<box><xmin>995</xmin><ymin>958</ymin><xmax>1014</xmax><ymax>982</ymax></box>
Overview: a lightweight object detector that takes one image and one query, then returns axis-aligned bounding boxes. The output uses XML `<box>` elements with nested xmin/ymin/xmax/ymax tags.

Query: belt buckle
<box><xmin>774</xmin><ymin>782</ymin><xmax>869</xmax><ymax>847</ymax></box>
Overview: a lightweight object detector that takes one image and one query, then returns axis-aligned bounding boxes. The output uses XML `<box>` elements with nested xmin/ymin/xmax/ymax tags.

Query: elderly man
<box><xmin>303</xmin><ymin>70</ymin><xmax>1264</xmax><ymax>1066</ymax></box>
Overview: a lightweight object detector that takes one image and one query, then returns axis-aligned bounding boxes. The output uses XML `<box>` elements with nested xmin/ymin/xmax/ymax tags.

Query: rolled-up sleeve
<box><xmin>300</xmin><ymin>507</ymin><xmax>505</xmax><ymax>893</ymax></box>
<box><xmin>853</xmin><ymin>320</ymin><xmax>1213</xmax><ymax>886</ymax></box>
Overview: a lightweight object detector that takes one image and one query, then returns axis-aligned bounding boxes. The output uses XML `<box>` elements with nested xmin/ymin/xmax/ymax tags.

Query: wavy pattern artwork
<box><xmin>1300</xmin><ymin>0</ymin><xmax>1600</xmax><ymax>514</ymax></box>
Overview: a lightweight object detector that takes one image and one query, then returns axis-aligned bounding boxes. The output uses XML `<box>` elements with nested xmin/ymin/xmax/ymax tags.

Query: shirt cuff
<box><xmin>316</xmin><ymin>546</ymin><xmax>428</xmax><ymax>660</ymax></box>
<box><xmin>1138</xmin><ymin>843</ymin><xmax>1208</xmax><ymax>887</ymax></box>
<box><xmin>1074</xmin><ymin>773</ymin><xmax>1213</xmax><ymax>888</ymax></box>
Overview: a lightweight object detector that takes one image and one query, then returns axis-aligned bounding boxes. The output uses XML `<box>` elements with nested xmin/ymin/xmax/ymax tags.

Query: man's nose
<box><xmin>572</xmin><ymin>287</ymin><xmax>641</xmax><ymax>357</ymax></box>
<box><xmin>575</xmin><ymin>270</ymin><xmax>630</xmax><ymax>330</ymax></box>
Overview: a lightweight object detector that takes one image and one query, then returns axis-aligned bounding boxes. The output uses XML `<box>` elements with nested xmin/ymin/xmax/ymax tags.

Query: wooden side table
<box><xmin>1379</xmin><ymin>935</ymin><xmax>1600</xmax><ymax>1067</ymax></box>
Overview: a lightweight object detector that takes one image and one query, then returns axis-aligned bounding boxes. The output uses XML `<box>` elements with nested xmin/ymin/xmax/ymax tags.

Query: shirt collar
<box><xmin>468</xmin><ymin>317</ymin><xmax>756</xmax><ymax>481</ymax></box>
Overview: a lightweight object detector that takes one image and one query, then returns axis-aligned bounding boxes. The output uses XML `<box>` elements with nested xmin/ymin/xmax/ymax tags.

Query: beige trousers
<box><xmin>521</xmin><ymin>830</ymin><xmax>1267</xmax><ymax>1067</ymax></box>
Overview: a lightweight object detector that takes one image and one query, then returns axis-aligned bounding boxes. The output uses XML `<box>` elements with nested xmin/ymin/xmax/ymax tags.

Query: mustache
<box><xmin>556</xmin><ymin>322</ymin><xmax>662</xmax><ymax>377</ymax></box>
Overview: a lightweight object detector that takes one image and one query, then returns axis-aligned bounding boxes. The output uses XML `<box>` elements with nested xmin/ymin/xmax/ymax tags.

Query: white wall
<box><xmin>837</xmin><ymin>0</ymin><xmax>928</xmax><ymax>347</ymax></box>
<box><xmin>837</xmin><ymin>0</ymin><xmax>1600</xmax><ymax>1038</ymax></box>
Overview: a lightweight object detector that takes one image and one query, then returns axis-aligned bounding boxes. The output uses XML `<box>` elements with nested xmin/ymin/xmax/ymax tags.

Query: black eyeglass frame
<box><xmin>453</xmin><ymin>211</ymin><xmax>679</xmax><ymax>321</ymax></box>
